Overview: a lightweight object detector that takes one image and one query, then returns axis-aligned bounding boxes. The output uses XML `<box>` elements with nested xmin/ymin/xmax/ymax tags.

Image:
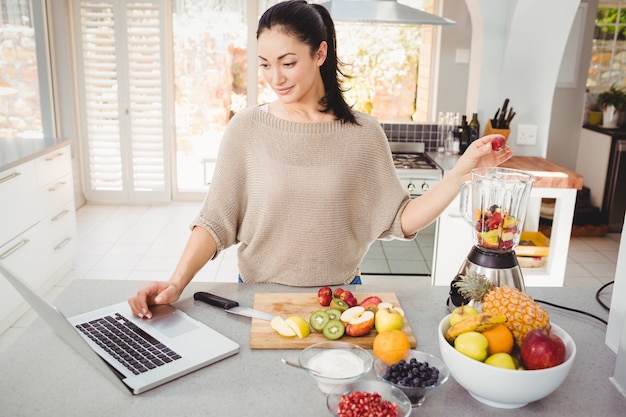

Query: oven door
<box><xmin>359</xmin><ymin>176</ymin><xmax>440</xmax><ymax>276</ymax></box>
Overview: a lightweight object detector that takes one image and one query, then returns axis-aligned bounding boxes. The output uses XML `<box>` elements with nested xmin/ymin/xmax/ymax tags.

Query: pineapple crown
<box><xmin>453</xmin><ymin>268</ymin><xmax>494</xmax><ymax>302</ymax></box>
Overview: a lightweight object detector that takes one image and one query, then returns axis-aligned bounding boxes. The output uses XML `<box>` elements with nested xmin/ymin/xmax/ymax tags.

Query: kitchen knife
<box><xmin>193</xmin><ymin>291</ymin><xmax>276</xmax><ymax>321</ymax></box>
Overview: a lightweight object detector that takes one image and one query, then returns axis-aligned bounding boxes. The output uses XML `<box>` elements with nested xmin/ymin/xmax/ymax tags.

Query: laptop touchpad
<box><xmin>147</xmin><ymin>305</ymin><xmax>198</xmax><ymax>338</ymax></box>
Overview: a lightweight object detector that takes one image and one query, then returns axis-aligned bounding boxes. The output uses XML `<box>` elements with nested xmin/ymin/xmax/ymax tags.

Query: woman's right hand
<box><xmin>128</xmin><ymin>282</ymin><xmax>181</xmax><ymax>319</ymax></box>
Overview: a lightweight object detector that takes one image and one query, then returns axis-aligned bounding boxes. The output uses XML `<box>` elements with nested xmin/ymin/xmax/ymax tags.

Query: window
<box><xmin>588</xmin><ymin>1</ymin><xmax>626</xmax><ymax>88</ymax></box>
<box><xmin>0</xmin><ymin>0</ymin><xmax>54</xmax><ymax>138</ymax></box>
<box><xmin>75</xmin><ymin>0</ymin><xmax>170</xmax><ymax>203</ymax></box>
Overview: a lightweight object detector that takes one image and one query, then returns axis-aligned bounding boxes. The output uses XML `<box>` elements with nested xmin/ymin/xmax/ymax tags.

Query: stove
<box><xmin>389</xmin><ymin>142</ymin><xmax>443</xmax><ymax>196</ymax></box>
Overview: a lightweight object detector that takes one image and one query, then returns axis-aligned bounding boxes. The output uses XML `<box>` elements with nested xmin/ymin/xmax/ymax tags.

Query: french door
<box><xmin>74</xmin><ymin>0</ymin><xmax>171</xmax><ymax>203</ymax></box>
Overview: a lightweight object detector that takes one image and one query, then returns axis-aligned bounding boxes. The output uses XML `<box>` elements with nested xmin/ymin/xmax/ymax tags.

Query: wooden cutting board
<box><xmin>249</xmin><ymin>292</ymin><xmax>417</xmax><ymax>349</ymax></box>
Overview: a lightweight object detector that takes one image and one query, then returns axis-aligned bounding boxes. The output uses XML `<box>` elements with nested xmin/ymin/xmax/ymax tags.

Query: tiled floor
<box><xmin>0</xmin><ymin>203</ymin><xmax>621</xmax><ymax>352</ymax></box>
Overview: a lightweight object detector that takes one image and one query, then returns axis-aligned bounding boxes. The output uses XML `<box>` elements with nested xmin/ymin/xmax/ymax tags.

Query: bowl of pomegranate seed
<box><xmin>327</xmin><ymin>379</ymin><xmax>412</xmax><ymax>417</ymax></box>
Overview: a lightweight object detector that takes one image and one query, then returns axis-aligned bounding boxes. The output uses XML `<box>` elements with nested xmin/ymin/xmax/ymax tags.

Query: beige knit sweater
<box><xmin>192</xmin><ymin>105</ymin><xmax>412</xmax><ymax>286</ymax></box>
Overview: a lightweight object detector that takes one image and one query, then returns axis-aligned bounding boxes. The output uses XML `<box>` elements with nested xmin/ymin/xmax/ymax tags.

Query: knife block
<box><xmin>484</xmin><ymin>119</ymin><xmax>510</xmax><ymax>142</ymax></box>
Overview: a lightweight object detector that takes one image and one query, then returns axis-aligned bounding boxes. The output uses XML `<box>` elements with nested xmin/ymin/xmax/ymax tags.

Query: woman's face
<box><xmin>257</xmin><ymin>27</ymin><xmax>327</xmax><ymax>106</ymax></box>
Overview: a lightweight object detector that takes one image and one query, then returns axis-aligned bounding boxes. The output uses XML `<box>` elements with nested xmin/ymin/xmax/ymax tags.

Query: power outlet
<box><xmin>517</xmin><ymin>124</ymin><xmax>538</xmax><ymax>145</ymax></box>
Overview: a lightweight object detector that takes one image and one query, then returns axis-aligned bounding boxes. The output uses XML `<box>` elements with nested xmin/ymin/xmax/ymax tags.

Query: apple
<box><xmin>374</xmin><ymin>307</ymin><xmax>404</xmax><ymax>333</ymax></box>
<box><xmin>520</xmin><ymin>328</ymin><xmax>566</xmax><ymax>370</ymax></box>
<box><xmin>360</xmin><ymin>296</ymin><xmax>383</xmax><ymax>313</ymax></box>
<box><xmin>377</xmin><ymin>302</ymin><xmax>405</xmax><ymax>316</ymax></box>
<box><xmin>340</xmin><ymin>306</ymin><xmax>375</xmax><ymax>337</ymax></box>
<box><xmin>318</xmin><ymin>293</ymin><xmax>332</xmax><ymax>307</ymax></box>
<box><xmin>449</xmin><ymin>305</ymin><xmax>479</xmax><ymax>326</ymax></box>
<box><xmin>339</xmin><ymin>290</ymin><xmax>353</xmax><ymax>301</ymax></box>
<box><xmin>317</xmin><ymin>287</ymin><xmax>333</xmax><ymax>306</ymax></box>
<box><xmin>485</xmin><ymin>352</ymin><xmax>517</xmax><ymax>370</ymax></box>
<box><xmin>454</xmin><ymin>331</ymin><xmax>489</xmax><ymax>361</ymax></box>
<box><xmin>334</xmin><ymin>288</ymin><xmax>345</xmax><ymax>299</ymax></box>
<box><xmin>344</xmin><ymin>294</ymin><xmax>358</xmax><ymax>308</ymax></box>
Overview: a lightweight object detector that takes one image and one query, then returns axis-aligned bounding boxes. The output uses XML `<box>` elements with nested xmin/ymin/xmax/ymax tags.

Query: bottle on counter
<box><xmin>459</xmin><ymin>115</ymin><xmax>469</xmax><ymax>154</ymax></box>
<box><xmin>468</xmin><ymin>112</ymin><xmax>480</xmax><ymax>145</ymax></box>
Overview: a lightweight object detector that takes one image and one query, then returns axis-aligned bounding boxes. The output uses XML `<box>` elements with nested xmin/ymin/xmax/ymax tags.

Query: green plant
<box><xmin>597</xmin><ymin>84</ymin><xmax>626</xmax><ymax>111</ymax></box>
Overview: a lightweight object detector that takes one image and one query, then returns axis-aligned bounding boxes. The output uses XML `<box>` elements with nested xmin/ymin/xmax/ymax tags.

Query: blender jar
<box><xmin>459</xmin><ymin>168</ymin><xmax>534</xmax><ymax>253</ymax></box>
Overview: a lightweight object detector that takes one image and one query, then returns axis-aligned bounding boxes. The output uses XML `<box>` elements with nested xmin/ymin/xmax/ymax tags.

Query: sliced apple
<box><xmin>376</xmin><ymin>302</ymin><xmax>405</xmax><ymax>317</ymax></box>
<box><xmin>270</xmin><ymin>316</ymin><xmax>296</xmax><ymax>337</ymax></box>
<box><xmin>340</xmin><ymin>306</ymin><xmax>375</xmax><ymax>337</ymax></box>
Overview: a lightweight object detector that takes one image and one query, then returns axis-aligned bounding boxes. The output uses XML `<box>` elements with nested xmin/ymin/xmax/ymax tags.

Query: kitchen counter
<box><xmin>501</xmin><ymin>156</ymin><xmax>583</xmax><ymax>189</ymax></box>
<box><xmin>0</xmin><ymin>280</ymin><xmax>622</xmax><ymax>416</ymax></box>
<box><xmin>0</xmin><ymin>137</ymin><xmax>69</xmax><ymax>172</ymax></box>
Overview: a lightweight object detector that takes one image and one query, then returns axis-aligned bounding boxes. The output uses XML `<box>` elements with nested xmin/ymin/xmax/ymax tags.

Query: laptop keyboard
<box><xmin>76</xmin><ymin>313</ymin><xmax>182</xmax><ymax>375</ymax></box>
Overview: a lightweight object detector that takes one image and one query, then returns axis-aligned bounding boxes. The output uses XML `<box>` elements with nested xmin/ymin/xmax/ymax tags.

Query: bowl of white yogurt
<box><xmin>298</xmin><ymin>341</ymin><xmax>373</xmax><ymax>393</ymax></box>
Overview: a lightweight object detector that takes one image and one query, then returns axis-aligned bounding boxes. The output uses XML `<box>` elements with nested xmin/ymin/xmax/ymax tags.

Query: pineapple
<box><xmin>454</xmin><ymin>268</ymin><xmax>550</xmax><ymax>346</ymax></box>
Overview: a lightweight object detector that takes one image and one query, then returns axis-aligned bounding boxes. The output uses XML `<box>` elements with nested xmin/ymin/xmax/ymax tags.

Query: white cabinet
<box><xmin>576</xmin><ymin>128</ymin><xmax>611</xmax><ymax>210</ymax></box>
<box><xmin>0</xmin><ymin>144</ymin><xmax>76</xmax><ymax>333</ymax></box>
<box><xmin>431</xmin><ymin>194</ymin><xmax>473</xmax><ymax>285</ymax></box>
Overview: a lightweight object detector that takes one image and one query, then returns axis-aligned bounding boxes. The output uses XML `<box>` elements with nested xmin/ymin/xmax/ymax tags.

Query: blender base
<box><xmin>448</xmin><ymin>246</ymin><xmax>526</xmax><ymax>310</ymax></box>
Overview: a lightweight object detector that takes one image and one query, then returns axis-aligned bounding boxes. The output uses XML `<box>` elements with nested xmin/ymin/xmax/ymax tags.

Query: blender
<box><xmin>448</xmin><ymin>167</ymin><xmax>535</xmax><ymax>309</ymax></box>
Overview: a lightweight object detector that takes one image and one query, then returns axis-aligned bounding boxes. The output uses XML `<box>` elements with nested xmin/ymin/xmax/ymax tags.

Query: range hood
<box><xmin>321</xmin><ymin>0</ymin><xmax>455</xmax><ymax>25</ymax></box>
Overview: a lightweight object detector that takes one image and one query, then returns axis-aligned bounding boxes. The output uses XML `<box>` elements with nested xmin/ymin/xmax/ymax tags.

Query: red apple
<box><xmin>339</xmin><ymin>290</ymin><xmax>353</xmax><ymax>301</ymax></box>
<box><xmin>340</xmin><ymin>306</ymin><xmax>375</xmax><ymax>337</ymax></box>
<box><xmin>360</xmin><ymin>296</ymin><xmax>383</xmax><ymax>313</ymax></box>
<box><xmin>344</xmin><ymin>294</ymin><xmax>358</xmax><ymax>307</ymax></box>
<box><xmin>318</xmin><ymin>286</ymin><xmax>332</xmax><ymax>297</ymax></box>
<box><xmin>334</xmin><ymin>288</ymin><xmax>345</xmax><ymax>299</ymax></box>
<box><xmin>520</xmin><ymin>328</ymin><xmax>566</xmax><ymax>370</ymax></box>
<box><xmin>318</xmin><ymin>293</ymin><xmax>332</xmax><ymax>306</ymax></box>
<box><xmin>491</xmin><ymin>136</ymin><xmax>505</xmax><ymax>151</ymax></box>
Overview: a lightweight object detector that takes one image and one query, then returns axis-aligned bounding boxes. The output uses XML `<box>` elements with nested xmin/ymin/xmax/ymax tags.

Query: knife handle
<box><xmin>194</xmin><ymin>292</ymin><xmax>240</xmax><ymax>309</ymax></box>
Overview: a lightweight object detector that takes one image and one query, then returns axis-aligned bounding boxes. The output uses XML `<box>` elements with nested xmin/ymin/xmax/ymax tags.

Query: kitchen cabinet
<box><xmin>0</xmin><ymin>142</ymin><xmax>76</xmax><ymax>333</ymax></box>
<box><xmin>431</xmin><ymin>154</ymin><xmax>582</xmax><ymax>288</ymax></box>
<box><xmin>576</xmin><ymin>128</ymin><xmax>611</xmax><ymax>210</ymax></box>
<box><xmin>577</xmin><ymin>126</ymin><xmax>626</xmax><ymax>232</ymax></box>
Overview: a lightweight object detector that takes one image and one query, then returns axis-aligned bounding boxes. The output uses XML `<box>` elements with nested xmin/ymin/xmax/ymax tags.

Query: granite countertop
<box><xmin>0</xmin><ymin>137</ymin><xmax>70</xmax><ymax>172</ymax></box>
<box><xmin>0</xmin><ymin>280</ymin><xmax>622</xmax><ymax>416</ymax></box>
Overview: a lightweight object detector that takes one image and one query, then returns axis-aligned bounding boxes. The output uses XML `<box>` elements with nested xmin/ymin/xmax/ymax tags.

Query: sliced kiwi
<box><xmin>330</xmin><ymin>298</ymin><xmax>349</xmax><ymax>312</ymax></box>
<box><xmin>322</xmin><ymin>319</ymin><xmax>345</xmax><ymax>340</ymax></box>
<box><xmin>309</xmin><ymin>310</ymin><xmax>330</xmax><ymax>331</ymax></box>
<box><xmin>325</xmin><ymin>308</ymin><xmax>342</xmax><ymax>321</ymax></box>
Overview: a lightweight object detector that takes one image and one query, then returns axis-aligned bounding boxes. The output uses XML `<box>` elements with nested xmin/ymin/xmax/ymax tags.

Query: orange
<box><xmin>373</xmin><ymin>330</ymin><xmax>411</xmax><ymax>365</ymax></box>
<box><xmin>482</xmin><ymin>323</ymin><xmax>514</xmax><ymax>355</ymax></box>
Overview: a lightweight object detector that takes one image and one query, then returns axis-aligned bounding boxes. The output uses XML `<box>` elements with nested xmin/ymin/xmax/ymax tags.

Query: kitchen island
<box><xmin>429</xmin><ymin>153</ymin><xmax>582</xmax><ymax>287</ymax></box>
<box><xmin>0</xmin><ymin>280</ymin><xmax>622</xmax><ymax>416</ymax></box>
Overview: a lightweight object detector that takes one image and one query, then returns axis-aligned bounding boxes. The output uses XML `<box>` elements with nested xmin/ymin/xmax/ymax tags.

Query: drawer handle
<box><xmin>0</xmin><ymin>239</ymin><xmax>30</xmax><ymax>260</ymax></box>
<box><xmin>0</xmin><ymin>171</ymin><xmax>21</xmax><ymax>184</ymax></box>
<box><xmin>54</xmin><ymin>237</ymin><xmax>72</xmax><ymax>251</ymax></box>
<box><xmin>48</xmin><ymin>181</ymin><xmax>67</xmax><ymax>192</ymax></box>
<box><xmin>51</xmin><ymin>209</ymin><xmax>70</xmax><ymax>222</ymax></box>
<box><xmin>45</xmin><ymin>152</ymin><xmax>65</xmax><ymax>161</ymax></box>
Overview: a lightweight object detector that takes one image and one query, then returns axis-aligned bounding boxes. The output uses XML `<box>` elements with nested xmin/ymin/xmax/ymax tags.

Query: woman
<box><xmin>128</xmin><ymin>0</ymin><xmax>511</xmax><ymax>319</ymax></box>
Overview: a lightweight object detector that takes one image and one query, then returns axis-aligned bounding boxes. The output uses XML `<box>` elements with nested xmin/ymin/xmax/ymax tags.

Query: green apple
<box><xmin>454</xmin><ymin>331</ymin><xmax>488</xmax><ymax>361</ymax></box>
<box><xmin>485</xmin><ymin>352</ymin><xmax>517</xmax><ymax>370</ymax></box>
<box><xmin>449</xmin><ymin>305</ymin><xmax>480</xmax><ymax>326</ymax></box>
<box><xmin>374</xmin><ymin>307</ymin><xmax>404</xmax><ymax>333</ymax></box>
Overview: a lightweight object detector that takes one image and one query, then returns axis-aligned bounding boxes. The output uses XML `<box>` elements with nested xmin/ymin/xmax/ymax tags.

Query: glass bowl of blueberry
<box><xmin>373</xmin><ymin>350</ymin><xmax>449</xmax><ymax>407</ymax></box>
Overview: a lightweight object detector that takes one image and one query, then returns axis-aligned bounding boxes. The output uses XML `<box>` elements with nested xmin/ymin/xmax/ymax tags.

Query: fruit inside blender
<box><xmin>474</xmin><ymin>204</ymin><xmax>520</xmax><ymax>251</ymax></box>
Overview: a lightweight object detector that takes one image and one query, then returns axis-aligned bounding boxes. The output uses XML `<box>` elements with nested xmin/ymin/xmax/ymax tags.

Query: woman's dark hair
<box><xmin>257</xmin><ymin>0</ymin><xmax>358</xmax><ymax>124</ymax></box>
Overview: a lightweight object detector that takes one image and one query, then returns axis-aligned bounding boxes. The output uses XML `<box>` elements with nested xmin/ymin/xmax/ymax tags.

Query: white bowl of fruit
<box><xmin>438</xmin><ymin>271</ymin><xmax>577</xmax><ymax>408</ymax></box>
<box><xmin>298</xmin><ymin>341</ymin><xmax>373</xmax><ymax>394</ymax></box>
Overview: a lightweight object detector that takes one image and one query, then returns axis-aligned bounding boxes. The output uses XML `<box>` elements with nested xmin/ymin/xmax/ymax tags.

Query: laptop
<box><xmin>0</xmin><ymin>262</ymin><xmax>239</xmax><ymax>395</ymax></box>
